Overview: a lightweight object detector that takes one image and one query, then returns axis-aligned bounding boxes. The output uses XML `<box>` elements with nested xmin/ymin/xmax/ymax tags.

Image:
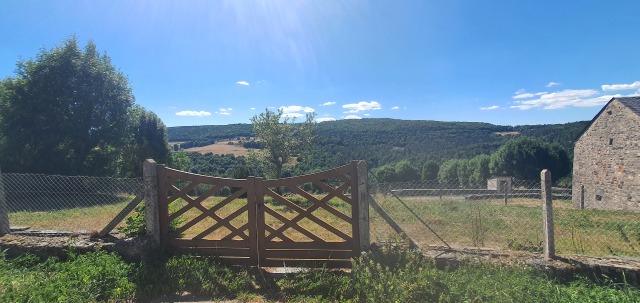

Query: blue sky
<box><xmin>1</xmin><ymin>0</ymin><xmax>639</xmax><ymax>127</ymax></box>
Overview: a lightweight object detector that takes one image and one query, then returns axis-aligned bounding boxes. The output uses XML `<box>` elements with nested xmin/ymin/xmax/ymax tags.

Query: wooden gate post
<box><xmin>356</xmin><ymin>160</ymin><xmax>370</xmax><ymax>252</ymax></box>
<box><xmin>0</xmin><ymin>167</ymin><xmax>10</xmax><ymax>236</ymax></box>
<box><xmin>143</xmin><ymin>159</ymin><xmax>160</xmax><ymax>245</ymax></box>
<box><xmin>541</xmin><ymin>169</ymin><xmax>555</xmax><ymax>260</ymax></box>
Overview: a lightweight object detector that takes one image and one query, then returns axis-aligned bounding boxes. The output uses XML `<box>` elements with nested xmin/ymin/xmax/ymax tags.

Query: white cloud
<box><xmin>236</xmin><ymin>81</ymin><xmax>249</xmax><ymax>86</ymax></box>
<box><xmin>342</xmin><ymin>101</ymin><xmax>382</xmax><ymax>113</ymax></box>
<box><xmin>257</xmin><ymin>80</ymin><xmax>267</xmax><ymax>85</ymax></box>
<box><xmin>364</xmin><ymin>113</ymin><xmax>371</xmax><ymax>116</ymax></box>
<box><xmin>511</xmin><ymin>89</ymin><xmax>599</xmax><ymax>110</ymax></box>
<box><xmin>480</xmin><ymin>105</ymin><xmax>500</xmax><ymax>110</ymax></box>
<box><xmin>573</xmin><ymin>94</ymin><xmax>621</xmax><ymax>107</ymax></box>
<box><xmin>320</xmin><ymin>101</ymin><xmax>336</xmax><ymax>106</ymax></box>
<box><xmin>513</xmin><ymin>93</ymin><xmax>534</xmax><ymax>99</ymax></box>
<box><xmin>391</xmin><ymin>106</ymin><xmax>400</xmax><ymax>110</ymax></box>
<box><xmin>601</xmin><ymin>81</ymin><xmax>640</xmax><ymax>91</ymax></box>
<box><xmin>176</xmin><ymin>110</ymin><xmax>212</xmax><ymax>117</ymax></box>
<box><xmin>546</xmin><ymin>82</ymin><xmax>560</xmax><ymax>88</ymax></box>
<box><xmin>279</xmin><ymin>105</ymin><xmax>315</xmax><ymax>118</ymax></box>
<box><xmin>217</xmin><ymin>108</ymin><xmax>233</xmax><ymax>116</ymax></box>
<box><xmin>344</xmin><ymin>115</ymin><xmax>362</xmax><ymax>120</ymax></box>
<box><xmin>316</xmin><ymin>117</ymin><xmax>336</xmax><ymax>122</ymax></box>
<box><xmin>250</xmin><ymin>107</ymin><xmax>256</xmax><ymax>110</ymax></box>
<box><xmin>515</xmin><ymin>89</ymin><xmax>526</xmax><ymax>94</ymax></box>
<box><xmin>535</xmin><ymin>92</ymin><xmax>548</xmax><ymax>96</ymax></box>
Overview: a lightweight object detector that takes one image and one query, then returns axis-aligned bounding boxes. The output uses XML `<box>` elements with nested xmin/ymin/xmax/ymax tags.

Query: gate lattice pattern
<box><xmin>157</xmin><ymin>161</ymin><xmax>367</xmax><ymax>267</ymax></box>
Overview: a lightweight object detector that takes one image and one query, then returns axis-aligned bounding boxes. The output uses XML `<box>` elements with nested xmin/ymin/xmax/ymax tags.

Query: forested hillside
<box><xmin>168</xmin><ymin>119</ymin><xmax>589</xmax><ymax>172</ymax></box>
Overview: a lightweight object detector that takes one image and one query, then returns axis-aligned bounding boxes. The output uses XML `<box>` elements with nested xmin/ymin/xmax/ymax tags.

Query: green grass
<box><xmin>2</xmin><ymin>245</ymin><xmax>639</xmax><ymax>302</ymax></box>
<box><xmin>9</xmin><ymin>199</ymin><xmax>133</xmax><ymax>232</ymax></box>
<box><xmin>371</xmin><ymin>195</ymin><xmax>640</xmax><ymax>257</ymax></box>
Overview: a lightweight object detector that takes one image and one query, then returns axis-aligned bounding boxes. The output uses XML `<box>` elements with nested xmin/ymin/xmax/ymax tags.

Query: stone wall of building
<box><xmin>572</xmin><ymin>100</ymin><xmax>640</xmax><ymax>211</ymax></box>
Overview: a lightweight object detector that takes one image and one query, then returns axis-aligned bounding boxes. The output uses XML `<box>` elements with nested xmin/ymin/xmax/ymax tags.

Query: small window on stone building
<box><xmin>609</xmin><ymin>138</ymin><xmax>614</xmax><ymax>145</ymax></box>
<box><xmin>607</xmin><ymin>110</ymin><xmax>612</xmax><ymax>115</ymax></box>
<box><xmin>595</xmin><ymin>189</ymin><xmax>603</xmax><ymax>201</ymax></box>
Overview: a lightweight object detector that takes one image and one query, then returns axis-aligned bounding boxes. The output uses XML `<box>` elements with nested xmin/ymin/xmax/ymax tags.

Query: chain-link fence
<box><xmin>368</xmin><ymin>176</ymin><xmax>640</xmax><ymax>258</ymax></box>
<box><xmin>1</xmin><ymin>173</ymin><xmax>143</xmax><ymax>233</ymax></box>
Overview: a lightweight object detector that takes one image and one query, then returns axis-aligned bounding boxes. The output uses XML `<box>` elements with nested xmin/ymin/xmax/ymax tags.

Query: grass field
<box><xmin>9</xmin><ymin>199</ymin><xmax>133</xmax><ymax>232</ymax></box>
<box><xmin>184</xmin><ymin>140</ymin><xmax>251</xmax><ymax>156</ymax></box>
<box><xmin>8</xmin><ymin>192</ymin><xmax>640</xmax><ymax>257</ymax></box>
<box><xmin>370</xmin><ymin>195</ymin><xmax>640</xmax><ymax>257</ymax></box>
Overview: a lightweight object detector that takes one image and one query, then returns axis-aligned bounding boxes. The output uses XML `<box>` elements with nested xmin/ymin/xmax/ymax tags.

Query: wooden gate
<box><xmin>157</xmin><ymin>161</ymin><xmax>369</xmax><ymax>267</ymax></box>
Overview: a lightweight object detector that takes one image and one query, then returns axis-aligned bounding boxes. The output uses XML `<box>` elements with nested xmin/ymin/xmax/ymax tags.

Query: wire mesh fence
<box><xmin>1</xmin><ymin>173</ymin><xmax>143</xmax><ymax>233</ymax></box>
<box><xmin>369</xmin><ymin>176</ymin><xmax>640</xmax><ymax>258</ymax></box>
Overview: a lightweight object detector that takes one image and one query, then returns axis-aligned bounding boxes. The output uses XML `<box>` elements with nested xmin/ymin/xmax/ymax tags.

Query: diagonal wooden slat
<box><xmin>166</xmin><ymin>181</ymin><xmax>200</xmax><ymax>205</ymax></box>
<box><xmin>313</xmin><ymin>179</ymin><xmax>352</xmax><ymax>205</ymax></box>
<box><xmin>265</xmin><ymin>184</ymin><xmax>341</xmax><ymax>242</ymax></box>
<box><xmin>169</xmin><ymin>185</ymin><xmax>219</xmax><ymax>221</ymax></box>
<box><xmin>264</xmin><ymin>224</ymin><xmax>295</xmax><ymax>242</ymax></box>
<box><xmin>193</xmin><ymin>205</ymin><xmax>249</xmax><ymax>240</ymax></box>
<box><xmin>222</xmin><ymin>223</ymin><xmax>249</xmax><ymax>240</ymax></box>
<box><xmin>265</xmin><ymin>189</ymin><xmax>351</xmax><ymax>241</ymax></box>
<box><xmin>263</xmin><ymin>206</ymin><xmax>324</xmax><ymax>242</ymax></box>
<box><xmin>291</xmin><ymin>185</ymin><xmax>351</xmax><ymax>223</ymax></box>
<box><xmin>174</xmin><ymin>188</ymin><xmax>247</xmax><ymax>234</ymax></box>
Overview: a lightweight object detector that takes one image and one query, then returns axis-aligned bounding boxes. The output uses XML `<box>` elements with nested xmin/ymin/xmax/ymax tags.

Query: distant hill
<box><xmin>167</xmin><ymin>119</ymin><xmax>589</xmax><ymax>169</ymax></box>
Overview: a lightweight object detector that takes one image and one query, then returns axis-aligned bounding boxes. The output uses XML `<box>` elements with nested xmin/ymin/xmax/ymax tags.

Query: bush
<box><xmin>121</xmin><ymin>203</ymin><xmax>184</xmax><ymax>237</ymax></box>
<box><xmin>0</xmin><ymin>250</ymin><xmax>135</xmax><ymax>302</ymax></box>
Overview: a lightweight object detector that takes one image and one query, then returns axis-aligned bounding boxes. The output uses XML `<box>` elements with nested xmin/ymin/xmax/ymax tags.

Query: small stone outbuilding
<box><xmin>572</xmin><ymin>97</ymin><xmax>640</xmax><ymax>211</ymax></box>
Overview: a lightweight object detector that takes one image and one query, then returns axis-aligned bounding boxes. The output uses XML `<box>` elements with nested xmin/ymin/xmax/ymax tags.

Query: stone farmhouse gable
<box><xmin>572</xmin><ymin>96</ymin><xmax>640</xmax><ymax>211</ymax></box>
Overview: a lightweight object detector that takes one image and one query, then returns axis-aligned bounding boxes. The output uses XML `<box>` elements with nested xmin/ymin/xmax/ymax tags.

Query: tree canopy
<box><xmin>0</xmin><ymin>36</ymin><xmax>169</xmax><ymax>176</ymax></box>
<box><xmin>250</xmin><ymin>109</ymin><xmax>316</xmax><ymax>179</ymax></box>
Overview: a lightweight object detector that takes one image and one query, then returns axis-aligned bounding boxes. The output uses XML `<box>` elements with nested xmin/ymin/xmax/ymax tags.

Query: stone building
<box><xmin>572</xmin><ymin>97</ymin><xmax>640</xmax><ymax>211</ymax></box>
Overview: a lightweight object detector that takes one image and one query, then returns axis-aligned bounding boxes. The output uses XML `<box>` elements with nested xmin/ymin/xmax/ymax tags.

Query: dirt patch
<box><xmin>495</xmin><ymin>131</ymin><xmax>521</xmax><ymax>136</ymax></box>
<box><xmin>185</xmin><ymin>141</ymin><xmax>252</xmax><ymax>156</ymax></box>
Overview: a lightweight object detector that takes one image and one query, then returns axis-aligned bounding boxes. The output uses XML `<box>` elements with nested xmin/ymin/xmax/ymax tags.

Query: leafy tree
<box><xmin>123</xmin><ymin>105</ymin><xmax>170</xmax><ymax>176</ymax></box>
<box><xmin>250</xmin><ymin>109</ymin><xmax>316</xmax><ymax>179</ymax></box>
<box><xmin>395</xmin><ymin>160</ymin><xmax>420</xmax><ymax>182</ymax></box>
<box><xmin>170</xmin><ymin>150</ymin><xmax>192</xmax><ymax>171</ymax></box>
<box><xmin>374</xmin><ymin>164</ymin><xmax>396</xmax><ymax>182</ymax></box>
<box><xmin>421</xmin><ymin>160</ymin><xmax>439</xmax><ymax>181</ymax></box>
<box><xmin>468</xmin><ymin>154</ymin><xmax>491</xmax><ymax>187</ymax></box>
<box><xmin>0</xmin><ymin>36</ymin><xmax>167</xmax><ymax>176</ymax></box>
<box><xmin>490</xmin><ymin>137</ymin><xmax>570</xmax><ymax>180</ymax></box>
<box><xmin>438</xmin><ymin>159</ymin><xmax>460</xmax><ymax>185</ymax></box>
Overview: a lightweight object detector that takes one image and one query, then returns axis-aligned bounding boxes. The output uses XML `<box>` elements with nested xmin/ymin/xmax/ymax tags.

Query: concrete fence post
<box><xmin>356</xmin><ymin>160</ymin><xmax>370</xmax><ymax>252</ymax></box>
<box><xmin>143</xmin><ymin>159</ymin><xmax>160</xmax><ymax>245</ymax></box>
<box><xmin>0</xmin><ymin>167</ymin><xmax>10</xmax><ymax>236</ymax></box>
<box><xmin>541</xmin><ymin>169</ymin><xmax>555</xmax><ymax>259</ymax></box>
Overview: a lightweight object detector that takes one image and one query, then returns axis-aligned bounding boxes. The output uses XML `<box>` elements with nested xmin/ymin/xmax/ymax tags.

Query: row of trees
<box><xmin>374</xmin><ymin>137</ymin><xmax>571</xmax><ymax>186</ymax></box>
<box><xmin>0</xmin><ymin>36</ymin><xmax>169</xmax><ymax>176</ymax></box>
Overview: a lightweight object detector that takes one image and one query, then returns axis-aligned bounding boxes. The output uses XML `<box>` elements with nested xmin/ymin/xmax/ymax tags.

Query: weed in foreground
<box><xmin>0</xmin><ymin>249</ymin><xmax>135</xmax><ymax>302</ymax></box>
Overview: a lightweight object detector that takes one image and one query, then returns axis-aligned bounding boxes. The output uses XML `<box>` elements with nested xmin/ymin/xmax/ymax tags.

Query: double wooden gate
<box><xmin>156</xmin><ymin>161</ymin><xmax>369</xmax><ymax>267</ymax></box>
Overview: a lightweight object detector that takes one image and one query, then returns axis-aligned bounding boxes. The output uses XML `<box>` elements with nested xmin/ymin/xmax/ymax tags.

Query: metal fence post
<box><xmin>143</xmin><ymin>159</ymin><xmax>160</xmax><ymax>245</ymax></box>
<box><xmin>0</xmin><ymin>167</ymin><xmax>10</xmax><ymax>235</ymax></box>
<box><xmin>541</xmin><ymin>169</ymin><xmax>555</xmax><ymax>259</ymax></box>
<box><xmin>580</xmin><ymin>184</ymin><xmax>585</xmax><ymax>209</ymax></box>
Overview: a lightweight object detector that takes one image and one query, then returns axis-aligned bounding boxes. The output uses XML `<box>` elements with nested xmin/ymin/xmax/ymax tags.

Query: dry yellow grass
<box><xmin>185</xmin><ymin>140</ymin><xmax>251</xmax><ymax>156</ymax></box>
